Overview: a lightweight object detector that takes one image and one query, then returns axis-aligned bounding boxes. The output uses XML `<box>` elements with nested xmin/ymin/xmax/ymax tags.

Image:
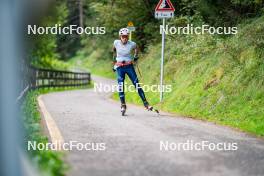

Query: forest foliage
<box><xmin>30</xmin><ymin>0</ymin><xmax>264</xmax><ymax>67</ymax></box>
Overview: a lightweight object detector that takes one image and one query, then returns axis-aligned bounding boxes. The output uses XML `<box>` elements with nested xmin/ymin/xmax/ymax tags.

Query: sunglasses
<box><xmin>121</xmin><ymin>35</ymin><xmax>129</xmax><ymax>38</ymax></box>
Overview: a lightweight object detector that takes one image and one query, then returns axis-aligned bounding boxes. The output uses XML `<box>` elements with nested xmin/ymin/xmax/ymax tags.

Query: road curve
<box><xmin>40</xmin><ymin>76</ymin><xmax>264</xmax><ymax>176</ymax></box>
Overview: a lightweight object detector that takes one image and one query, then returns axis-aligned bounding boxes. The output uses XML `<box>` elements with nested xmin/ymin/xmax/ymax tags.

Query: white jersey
<box><xmin>113</xmin><ymin>40</ymin><xmax>136</xmax><ymax>62</ymax></box>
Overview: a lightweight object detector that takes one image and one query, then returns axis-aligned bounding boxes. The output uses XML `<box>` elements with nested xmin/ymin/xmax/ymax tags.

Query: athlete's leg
<box><xmin>116</xmin><ymin>67</ymin><xmax>126</xmax><ymax>105</ymax></box>
<box><xmin>126</xmin><ymin>65</ymin><xmax>149</xmax><ymax>106</ymax></box>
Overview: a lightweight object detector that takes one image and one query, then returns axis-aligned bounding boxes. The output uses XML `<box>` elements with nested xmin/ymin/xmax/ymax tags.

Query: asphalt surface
<box><xmin>41</xmin><ymin>76</ymin><xmax>264</xmax><ymax>176</ymax></box>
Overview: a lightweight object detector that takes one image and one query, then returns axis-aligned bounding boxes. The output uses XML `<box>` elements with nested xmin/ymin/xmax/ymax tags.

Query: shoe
<box><xmin>144</xmin><ymin>101</ymin><xmax>159</xmax><ymax>114</ymax></box>
<box><xmin>121</xmin><ymin>104</ymin><xmax>127</xmax><ymax>116</ymax></box>
<box><xmin>144</xmin><ymin>102</ymin><xmax>153</xmax><ymax>111</ymax></box>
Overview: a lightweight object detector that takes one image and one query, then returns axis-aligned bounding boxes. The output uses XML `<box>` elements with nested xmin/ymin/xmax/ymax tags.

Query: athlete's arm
<box><xmin>134</xmin><ymin>45</ymin><xmax>139</xmax><ymax>62</ymax></box>
<box><xmin>112</xmin><ymin>46</ymin><xmax>117</xmax><ymax>62</ymax></box>
<box><xmin>112</xmin><ymin>46</ymin><xmax>117</xmax><ymax>72</ymax></box>
<box><xmin>134</xmin><ymin>45</ymin><xmax>139</xmax><ymax>57</ymax></box>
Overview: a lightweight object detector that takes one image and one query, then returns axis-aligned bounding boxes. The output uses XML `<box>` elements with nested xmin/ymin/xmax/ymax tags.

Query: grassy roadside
<box><xmin>22</xmin><ymin>86</ymin><xmax>92</xmax><ymax>176</ymax></box>
<box><xmin>69</xmin><ymin>16</ymin><xmax>264</xmax><ymax>137</ymax></box>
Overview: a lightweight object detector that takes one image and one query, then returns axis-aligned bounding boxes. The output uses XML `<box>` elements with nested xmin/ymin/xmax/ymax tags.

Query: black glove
<box><xmin>112</xmin><ymin>64</ymin><xmax>117</xmax><ymax>72</ymax></box>
<box><xmin>134</xmin><ymin>56</ymin><xmax>139</xmax><ymax>62</ymax></box>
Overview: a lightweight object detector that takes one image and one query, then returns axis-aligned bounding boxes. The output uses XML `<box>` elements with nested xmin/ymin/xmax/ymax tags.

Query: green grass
<box><xmin>22</xmin><ymin>85</ymin><xmax>92</xmax><ymax>176</ymax></box>
<box><xmin>69</xmin><ymin>16</ymin><xmax>264</xmax><ymax>137</ymax></box>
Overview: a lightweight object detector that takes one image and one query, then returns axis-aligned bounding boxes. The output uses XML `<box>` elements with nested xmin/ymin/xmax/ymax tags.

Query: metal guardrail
<box><xmin>17</xmin><ymin>65</ymin><xmax>91</xmax><ymax>103</ymax></box>
<box><xmin>33</xmin><ymin>67</ymin><xmax>91</xmax><ymax>88</ymax></box>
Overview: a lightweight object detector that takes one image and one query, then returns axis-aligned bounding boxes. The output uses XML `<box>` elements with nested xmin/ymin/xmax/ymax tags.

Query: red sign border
<box><xmin>155</xmin><ymin>0</ymin><xmax>175</xmax><ymax>12</ymax></box>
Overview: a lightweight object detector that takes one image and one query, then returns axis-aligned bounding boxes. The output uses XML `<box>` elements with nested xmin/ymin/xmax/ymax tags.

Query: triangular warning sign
<box><xmin>155</xmin><ymin>0</ymin><xmax>175</xmax><ymax>11</ymax></box>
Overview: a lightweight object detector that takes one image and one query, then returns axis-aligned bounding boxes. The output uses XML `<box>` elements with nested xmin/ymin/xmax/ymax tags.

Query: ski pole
<box><xmin>136</xmin><ymin>64</ymin><xmax>142</xmax><ymax>77</ymax></box>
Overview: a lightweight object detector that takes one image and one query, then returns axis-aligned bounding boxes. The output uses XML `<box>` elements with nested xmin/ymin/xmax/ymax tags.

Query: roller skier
<box><xmin>112</xmin><ymin>28</ymin><xmax>159</xmax><ymax>116</ymax></box>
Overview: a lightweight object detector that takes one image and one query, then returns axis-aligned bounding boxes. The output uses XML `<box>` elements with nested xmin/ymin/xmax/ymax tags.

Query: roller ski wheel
<box><xmin>121</xmin><ymin>104</ymin><xmax>127</xmax><ymax>116</ymax></box>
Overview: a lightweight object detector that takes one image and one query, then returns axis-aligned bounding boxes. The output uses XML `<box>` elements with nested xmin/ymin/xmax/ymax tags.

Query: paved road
<box><xmin>41</xmin><ymin>76</ymin><xmax>264</xmax><ymax>176</ymax></box>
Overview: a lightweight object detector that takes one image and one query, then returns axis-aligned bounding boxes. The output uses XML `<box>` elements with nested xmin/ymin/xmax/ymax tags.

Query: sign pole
<box><xmin>160</xmin><ymin>18</ymin><xmax>166</xmax><ymax>102</ymax></box>
<box><xmin>155</xmin><ymin>0</ymin><xmax>175</xmax><ymax>102</ymax></box>
<box><xmin>127</xmin><ymin>21</ymin><xmax>135</xmax><ymax>41</ymax></box>
<box><xmin>129</xmin><ymin>31</ymin><xmax>132</xmax><ymax>40</ymax></box>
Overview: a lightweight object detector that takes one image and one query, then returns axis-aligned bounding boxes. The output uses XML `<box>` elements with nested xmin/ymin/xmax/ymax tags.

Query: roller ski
<box><xmin>144</xmin><ymin>103</ymin><xmax>159</xmax><ymax>114</ymax></box>
<box><xmin>121</xmin><ymin>104</ymin><xmax>127</xmax><ymax>116</ymax></box>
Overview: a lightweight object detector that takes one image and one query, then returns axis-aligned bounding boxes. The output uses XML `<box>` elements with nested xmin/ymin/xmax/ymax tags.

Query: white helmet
<box><xmin>119</xmin><ymin>28</ymin><xmax>129</xmax><ymax>36</ymax></box>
